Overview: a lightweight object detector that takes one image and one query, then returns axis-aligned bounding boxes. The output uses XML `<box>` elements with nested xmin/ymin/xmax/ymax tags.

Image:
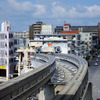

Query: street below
<box><xmin>89</xmin><ymin>55</ymin><xmax>100</xmax><ymax>100</ymax></box>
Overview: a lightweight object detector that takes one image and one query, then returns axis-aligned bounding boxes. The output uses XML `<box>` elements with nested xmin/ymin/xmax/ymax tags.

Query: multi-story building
<box><xmin>14</xmin><ymin>36</ymin><xmax>26</xmax><ymax>56</ymax></box>
<box><xmin>71</xmin><ymin>25</ymin><xmax>98</xmax><ymax>46</ymax></box>
<box><xmin>0</xmin><ymin>21</ymin><xmax>14</xmax><ymax>80</ymax></box>
<box><xmin>55</xmin><ymin>23</ymin><xmax>99</xmax><ymax>56</ymax></box>
<box><xmin>30</xmin><ymin>24</ymin><xmax>81</xmax><ymax>55</ymax></box>
<box><xmin>80</xmin><ymin>32</ymin><xmax>92</xmax><ymax>51</ymax></box>
<box><xmin>29</xmin><ymin>22</ymin><xmax>53</xmax><ymax>39</ymax></box>
<box><xmin>55</xmin><ymin>26</ymin><xmax>63</xmax><ymax>34</ymax></box>
<box><xmin>29</xmin><ymin>21</ymin><xmax>43</xmax><ymax>39</ymax></box>
<box><xmin>13</xmin><ymin>31</ymin><xmax>29</xmax><ymax>56</ymax></box>
<box><xmin>14</xmin><ymin>31</ymin><xmax>29</xmax><ymax>39</ymax></box>
<box><xmin>41</xmin><ymin>25</ymin><xmax>53</xmax><ymax>34</ymax></box>
<box><xmin>98</xmin><ymin>23</ymin><xmax>100</xmax><ymax>39</ymax></box>
<box><xmin>55</xmin><ymin>24</ymin><xmax>99</xmax><ymax>46</ymax></box>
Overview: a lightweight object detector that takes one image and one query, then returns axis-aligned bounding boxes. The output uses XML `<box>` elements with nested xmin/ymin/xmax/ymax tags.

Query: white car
<box><xmin>98</xmin><ymin>55</ymin><xmax>100</xmax><ymax>58</ymax></box>
<box><xmin>96</xmin><ymin>59</ymin><xmax>99</xmax><ymax>62</ymax></box>
<box><xmin>95</xmin><ymin>62</ymin><xmax>98</xmax><ymax>66</ymax></box>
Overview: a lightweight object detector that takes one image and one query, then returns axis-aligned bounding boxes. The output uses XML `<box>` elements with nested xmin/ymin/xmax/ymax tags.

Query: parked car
<box><xmin>98</xmin><ymin>55</ymin><xmax>100</xmax><ymax>58</ymax></box>
<box><xmin>95</xmin><ymin>62</ymin><xmax>98</xmax><ymax>66</ymax></box>
<box><xmin>96</xmin><ymin>59</ymin><xmax>99</xmax><ymax>62</ymax></box>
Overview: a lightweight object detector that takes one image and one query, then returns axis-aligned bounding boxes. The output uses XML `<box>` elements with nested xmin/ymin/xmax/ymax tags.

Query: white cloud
<box><xmin>84</xmin><ymin>5</ymin><xmax>100</xmax><ymax>17</ymax></box>
<box><xmin>33</xmin><ymin>5</ymin><xmax>46</xmax><ymax>16</ymax></box>
<box><xmin>68</xmin><ymin>5</ymin><xmax>100</xmax><ymax>18</ymax></box>
<box><xmin>8</xmin><ymin>0</ymin><xmax>33</xmax><ymax>11</ymax></box>
<box><xmin>8</xmin><ymin>0</ymin><xmax>46</xmax><ymax>16</ymax></box>
<box><xmin>51</xmin><ymin>2</ymin><xmax>67</xmax><ymax>17</ymax></box>
<box><xmin>85</xmin><ymin>5</ymin><xmax>100</xmax><ymax>12</ymax></box>
<box><xmin>50</xmin><ymin>3</ymin><xmax>100</xmax><ymax>18</ymax></box>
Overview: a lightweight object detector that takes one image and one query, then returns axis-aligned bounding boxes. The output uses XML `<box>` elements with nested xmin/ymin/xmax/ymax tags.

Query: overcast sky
<box><xmin>0</xmin><ymin>0</ymin><xmax>100</xmax><ymax>31</ymax></box>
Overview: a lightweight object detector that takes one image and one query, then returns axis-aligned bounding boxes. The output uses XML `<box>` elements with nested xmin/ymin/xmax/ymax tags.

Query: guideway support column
<box><xmin>38</xmin><ymin>84</ymin><xmax>55</xmax><ymax>100</ymax></box>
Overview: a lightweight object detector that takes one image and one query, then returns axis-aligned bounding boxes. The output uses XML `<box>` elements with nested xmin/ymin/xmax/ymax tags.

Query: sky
<box><xmin>0</xmin><ymin>0</ymin><xmax>100</xmax><ymax>32</ymax></box>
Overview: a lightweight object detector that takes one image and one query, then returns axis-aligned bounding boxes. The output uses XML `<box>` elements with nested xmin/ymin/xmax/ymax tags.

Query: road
<box><xmin>89</xmin><ymin>56</ymin><xmax>100</xmax><ymax>100</ymax></box>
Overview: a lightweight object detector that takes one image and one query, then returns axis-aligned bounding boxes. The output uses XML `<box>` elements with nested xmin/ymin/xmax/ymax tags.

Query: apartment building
<box><xmin>79</xmin><ymin>32</ymin><xmax>92</xmax><ymax>51</ymax></box>
<box><xmin>31</xmin><ymin>24</ymin><xmax>81</xmax><ymax>55</ymax></box>
<box><xmin>14</xmin><ymin>31</ymin><xmax>29</xmax><ymax>39</ymax></box>
<box><xmin>71</xmin><ymin>25</ymin><xmax>98</xmax><ymax>46</ymax></box>
<box><xmin>29</xmin><ymin>21</ymin><xmax>43</xmax><ymax>39</ymax></box>
<box><xmin>0</xmin><ymin>21</ymin><xmax>14</xmax><ymax>79</ymax></box>
<box><xmin>41</xmin><ymin>25</ymin><xmax>53</xmax><ymax>34</ymax></box>
<box><xmin>29</xmin><ymin>21</ymin><xmax>53</xmax><ymax>39</ymax></box>
<box><xmin>55</xmin><ymin>26</ymin><xmax>63</xmax><ymax>34</ymax></box>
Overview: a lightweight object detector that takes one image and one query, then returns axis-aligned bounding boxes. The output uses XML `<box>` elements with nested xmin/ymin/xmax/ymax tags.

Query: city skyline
<box><xmin>0</xmin><ymin>0</ymin><xmax>100</xmax><ymax>31</ymax></box>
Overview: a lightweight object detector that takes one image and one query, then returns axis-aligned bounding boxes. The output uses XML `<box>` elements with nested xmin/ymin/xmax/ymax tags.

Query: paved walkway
<box><xmin>89</xmin><ymin>57</ymin><xmax>100</xmax><ymax>100</ymax></box>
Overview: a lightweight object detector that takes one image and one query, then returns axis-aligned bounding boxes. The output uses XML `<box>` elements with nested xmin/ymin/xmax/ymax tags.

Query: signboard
<box><xmin>0</xmin><ymin>66</ymin><xmax>6</xmax><ymax>69</ymax></box>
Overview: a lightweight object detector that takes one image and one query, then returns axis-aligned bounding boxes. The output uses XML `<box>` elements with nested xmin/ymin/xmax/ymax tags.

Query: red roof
<box><xmin>64</xmin><ymin>24</ymin><xmax>70</xmax><ymax>26</ymax></box>
<box><xmin>62</xmin><ymin>30</ymin><xmax>78</xmax><ymax>34</ymax></box>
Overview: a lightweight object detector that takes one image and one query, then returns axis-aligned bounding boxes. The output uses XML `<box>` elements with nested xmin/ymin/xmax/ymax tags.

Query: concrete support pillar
<box><xmin>18</xmin><ymin>53</ymin><xmax>21</xmax><ymax>76</ymax></box>
<box><xmin>38</xmin><ymin>84</ymin><xmax>55</xmax><ymax>100</ymax></box>
<box><xmin>85</xmin><ymin>82</ymin><xmax>93</xmax><ymax>100</ymax></box>
<box><xmin>23</xmin><ymin>51</ymin><xmax>28</xmax><ymax>69</ymax></box>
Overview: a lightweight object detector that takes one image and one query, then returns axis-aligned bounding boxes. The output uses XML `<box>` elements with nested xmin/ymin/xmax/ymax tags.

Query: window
<box><xmin>0</xmin><ymin>42</ymin><xmax>5</xmax><ymax>48</ymax></box>
<box><xmin>9</xmin><ymin>42</ymin><xmax>11</xmax><ymax>48</ymax></box>
<box><xmin>9</xmin><ymin>34</ymin><xmax>11</xmax><ymax>38</ymax></box>
<box><xmin>11</xmin><ymin>50</ymin><xmax>13</xmax><ymax>55</ymax></box>
<box><xmin>7</xmin><ymin>27</ymin><xmax>9</xmax><ymax>31</ymax></box>
<box><xmin>0</xmin><ymin>34</ymin><xmax>6</xmax><ymax>39</ymax></box>
<box><xmin>11</xmin><ymin>34</ymin><xmax>13</xmax><ymax>38</ymax></box>
<box><xmin>86</xmin><ymin>34</ymin><xmax>88</xmax><ymax>36</ymax></box>
<box><xmin>11</xmin><ymin>42</ymin><xmax>13</xmax><ymax>46</ymax></box>
<box><xmin>14</xmin><ymin>48</ymin><xmax>17</xmax><ymax>52</ymax></box>
<box><xmin>14</xmin><ymin>40</ymin><xmax>17</xmax><ymax>44</ymax></box>
<box><xmin>0</xmin><ymin>58</ymin><xmax>7</xmax><ymax>65</ymax></box>
<box><xmin>89</xmin><ymin>37</ymin><xmax>91</xmax><ymax>40</ymax></box>
<box><xmin>9</xmin><ymin>51</ymin><xmax>11</xmax><ymax>55</ymax></box>
<box><xmin>5</xmin><ymin>35</ymin><xmax>7</xmax><ymax>38</ymax></box>
<box><xmin>0</xmin><ymin>50</ymin><xmax>7</xmax><ymax>57</ymax></box>
<box><xmin>89</xmin><ymin>42</ymin><xmax>91</xmax><ymax>44</ymax></box>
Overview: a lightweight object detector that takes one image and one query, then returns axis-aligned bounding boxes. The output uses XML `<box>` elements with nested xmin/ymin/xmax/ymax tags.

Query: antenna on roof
<box><xmin>64</xmin><ymin>21</ymin><xmax>66</xmax><ymax>24</ymax></box>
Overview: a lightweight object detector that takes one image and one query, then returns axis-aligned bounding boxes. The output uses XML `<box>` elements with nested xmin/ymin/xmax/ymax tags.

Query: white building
<box><xmin>1</xmin><ymin>21</ymin><xmax>11</xmax><ymax>32</ymax></box>
<box><xmin>79</xmin><ymin>32</ymin><xmax>92</xmax><ymax>51</ymax></box>
<box><xmin>14</xmin><ymin>31</ymin><xmax>29</xmax><ymax>39</ymax></box>
<box><xmin>31</xmin><ymin>33</ymin><xmax>80</xmax><ymax>55</ymax></box>
<box><xmin>41</xmin><ymin>25</ymin><xmax>53</xmax><ymax>34</ymax></box>
<box><xmin>0</xmin><ymin>21</ymin><xmax>14</xmax><ymax>80</ymax></box>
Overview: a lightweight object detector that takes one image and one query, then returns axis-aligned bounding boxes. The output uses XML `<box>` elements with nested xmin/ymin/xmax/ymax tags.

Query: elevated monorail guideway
<box><xmin>0</xmin><ymin>53</ymin><xmax>91</xmax><ymax>100</ymax></box>
<box><xmin>0</xmin><ymin>54</ymin><xmax>55</xmax><ymax>100</ymax></box>
<box><xmin>50</xmin><ymin>57</ymin><xmax>78</xmax><ymax>85</ymax></box>
<box><xmin>52</xmin><ymin>54</ymin><xmax>90</xmax><ymax>100</ymax></box>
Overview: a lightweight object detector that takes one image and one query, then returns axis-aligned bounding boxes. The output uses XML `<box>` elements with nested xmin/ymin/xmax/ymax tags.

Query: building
<box><xmin>14</xmin><ymin>31</ymin><xmax>29</xmax><ymax>39</ymax></box>
<box><xmin>13</xmin><ymin>31</ymin><xmax>29</xmax><ymax>57</ymax></box>
<box><xmin>71</xmin><ymin>25</ymin><xmax>99</xmax><ymax>46</ymax></box>
<box><xmin>14</xmin><ymin>36</ymin><xmax>26</xmax><ymax>56</ymax></box>
<box><xmin>30</xmin><ymin>24</ymin><xmax>81</xmax><ymax>55</ymax></box>
<box><xmin>41</xmin><ymin>25</ymin><xmax>53</xmax><ymax>34</ymax></box>
<box><xmin>98</xmin><ymin>23</ymin><xmax>100</xmax><ymax>38</ymax></box>
<box><xmin>0</xmin><ymin>21</ymin><xmax>14</xmax><ymax>80</ymax></box>
<box><xmin>55</xmin><ymin>23</ymin><xmax>99</xmax><ymax>57</ymax></box>
<box><xmin>1</xmin><ymin>21</ymin><xmax>11</xmax><ymax>32</ymax></box>
<box><xmin>29</xmin><ymin>21</ymin><xmax>53</xmax><ymax>39</ymax></box>
<box><xmin>29</xmin><ymin>21</ymin><xmax>43</xmax><ymax>39</ymax></box>
<box><xmin>80</xmin><ymin>32</ymin><xmax>92</xmax><ymax>50</ymax></box>
<box><xmin>55</xmin><ymin>26</ymin><xmax>63</xmax><ymax>34</ymax></box>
